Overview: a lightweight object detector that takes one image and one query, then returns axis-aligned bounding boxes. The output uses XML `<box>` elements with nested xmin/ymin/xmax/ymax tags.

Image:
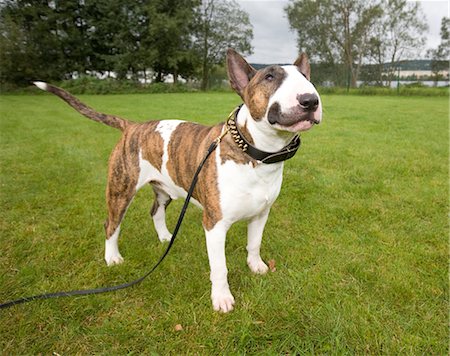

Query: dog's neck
<box><xmin>236</xmin><ymin>104</ymin><xmax>297</xmax><ymax>152</ymax></box>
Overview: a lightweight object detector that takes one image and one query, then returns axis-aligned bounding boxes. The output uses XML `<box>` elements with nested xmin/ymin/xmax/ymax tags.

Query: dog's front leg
<box><xmin>247</xmin><ymin>209</ymin><xmax>270</xmax><ymax>274</ymax></box>
<box><xmin>205</xmin><ymin>221</ymin><xmax>235</xmax><ymax>313</ymax></box>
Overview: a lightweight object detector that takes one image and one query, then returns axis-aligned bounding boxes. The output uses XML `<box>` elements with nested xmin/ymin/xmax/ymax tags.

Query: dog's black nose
<box><xmin>297</xmin><ymin>93</ymin><xmax>319</xmax><ymax>112</ymax></box>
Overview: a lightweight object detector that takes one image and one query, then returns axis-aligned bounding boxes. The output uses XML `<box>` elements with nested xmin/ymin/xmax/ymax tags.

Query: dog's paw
<box><xmin>212</xmin><ymin>291</ymin><xmax>235</xmax><ymax>313</ymax></box>
<box><xmin>158</xmin><ymin>232</ymin><xmax>172</xmax><ymax>243</ymax></box>
<box><xmin>105</xmin><ymin>253</ymin><xmax>124</xmax><ymax>266</ymax></box>
<box><xmin>247</xmin><ymin>257</ymin><xmax>269</xmax><ymax>274</ymax></box>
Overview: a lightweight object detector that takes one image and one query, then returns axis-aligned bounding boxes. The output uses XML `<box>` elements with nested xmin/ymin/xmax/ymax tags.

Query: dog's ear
<box><xmin>227</xmin><ymin>48</ymin><xmax>256</xmax><ymax>98</ymax></box>
<box><xmin>294</xmin><ymin>53</ymin><xmax>311</xmax><ymax>81</ymax></box>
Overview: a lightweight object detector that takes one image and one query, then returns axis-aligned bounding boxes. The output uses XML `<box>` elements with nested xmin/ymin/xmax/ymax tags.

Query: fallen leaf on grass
<box><xmin>268</xmin><ymin>259</ymin><xmax>276</xmax><ymax>272</ymax></box>
<box><xmin>174</xmin><ymin>324</ymin><xmax>183</xmax><ymax>331</ymax></box>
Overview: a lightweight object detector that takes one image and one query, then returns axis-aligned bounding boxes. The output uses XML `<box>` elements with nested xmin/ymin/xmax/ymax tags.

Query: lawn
<box><xmin>0</xmin><ymin>92</ymin><xmax>448</xmax><ymax>354</ymax></box>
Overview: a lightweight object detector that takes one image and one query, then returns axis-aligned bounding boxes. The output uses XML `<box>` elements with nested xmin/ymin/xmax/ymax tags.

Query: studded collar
<box><xmin>225</xmin><ymin>105</ymin><xmax>301</xmax><ymax>164</ymax></box>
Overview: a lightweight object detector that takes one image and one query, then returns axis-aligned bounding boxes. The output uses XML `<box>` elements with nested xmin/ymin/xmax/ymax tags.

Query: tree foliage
<box><xmin>88</xmin><ymin>0</ymin><xmax>153</xmax><ymax>80</ymax></box>
<box><xmin>428</xmin><ymin>17</ymin><xmax>450</xmax><ymax>84</ymax></box>
<box><xmin>367</xmin><ymin>0</ymin><xmax>428</xmax><ymax>86</ymax></box>
<box><xmin>0</xmin><ymin>0</ymin><xmax>90</xmax><ymax>84</ymax></box>
<box><xmin>0</xmin><ymin>0</ymin><xmax>252</xmax><ymax>88</ymax></box>
<box><xmin>286</xmin><ymin>0</ymin><xmax>428</xmax><ymax>87</ymax></box>
<box><xmin>147</xmin><ymin>0</ymin><xmax>200</xmax><ymax>83</ymax></box>
<box><xmin>286</xmin><ymin>0</ymin><xmax>382</xmax><ymax>87</ymax></box>
<box><xmin>194</xmin><ymin>0</ymin><xmax>253</xmax><ymax>90</ymax></box>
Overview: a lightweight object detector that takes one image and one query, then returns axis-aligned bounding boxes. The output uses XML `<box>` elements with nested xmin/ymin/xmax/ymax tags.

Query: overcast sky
<box><xmin>237</xmin><ymin>0</ymin><xmax>450</xmax><ymax>64</ymax></box>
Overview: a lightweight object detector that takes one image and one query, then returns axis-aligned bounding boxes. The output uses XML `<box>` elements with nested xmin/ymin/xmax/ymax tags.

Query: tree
<box><xmin>0</xmin><ymin>0</ymin><xmax>250</xmax><ymax>87</ymax></box>
<box><xmin>367</xmin><ymin>0</ymin><xmax>428</xmax><ymax>86</ymax></box>
<box><xmin>0</xmin><ymin>0</ymin><xmax>100</xmax><ymax>84</ymax></box>
<box><xmin>194</xmin><ymin>0</ymin><xmax>253</xmax><ymax>90</ymax></box>
<box><xmin>286</xmin><ymin>0</ymin><xmax>382</xmax><ymax>87</ymax></box>
<box><xmin>86</xmin><ymin>0</ymin><xmax>153</xmax><ymax>80</ymax></box>
<box><xmin>428</xmin><ymin>17</ymin><xmax>449</xmax><ymax>85</ymax></box>
<box><xmin>0</xmin><ymin>0</ymin><xmax>201</xmax><ymax>85</ymax></box>
<box><xmin>147</xmin><ymin>0</ymin><xmax>198</xmax><ymax>83</ymax></box>
<box><xmin>0</xmin><ymin>12</ymin><xmax>33</xmax><ymax>85</ymax></box>
<box><xmin>1</xmin><ymin>1</ymin><xmax>66</xmax><ymax>84</ymax></box>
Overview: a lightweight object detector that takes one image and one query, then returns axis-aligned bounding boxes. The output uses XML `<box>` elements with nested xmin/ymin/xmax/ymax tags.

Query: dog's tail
<box><xmin>33</xmin><ymin>82</ymin><xmax>131</xmax><ymax>131</ymax></box>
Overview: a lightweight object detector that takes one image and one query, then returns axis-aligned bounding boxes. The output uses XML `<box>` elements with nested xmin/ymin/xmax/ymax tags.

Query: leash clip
<box><xmin>215</xmin><ymin>127</ymin><xmax>229</xmax><ymax>144</ymax></box>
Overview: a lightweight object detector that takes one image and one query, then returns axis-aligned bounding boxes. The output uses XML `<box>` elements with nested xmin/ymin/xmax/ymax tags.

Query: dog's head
<box><xmin>227</xmin><ymin>49</ymin><xmax>322</xmax><ymax>132</ymax></box>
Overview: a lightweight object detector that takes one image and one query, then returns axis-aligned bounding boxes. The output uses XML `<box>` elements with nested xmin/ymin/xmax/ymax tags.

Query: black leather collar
<box><xmin>226</xmin><ymin>105</ymin><xmax>301</xmax><ymax>164</ymax></box>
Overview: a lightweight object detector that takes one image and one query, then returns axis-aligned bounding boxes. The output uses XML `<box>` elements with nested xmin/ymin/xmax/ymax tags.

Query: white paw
<box><xmin>247</xmin><ymin>257</ymin><xmax>269</xmax><ymax>274</ymax></box>
<box><xmin>158</xmin><ymin>232</ymin><xmax>172</xmax><ymax>243</ymax></box>
<box><xmin>105</xmin><ymin>253</ymin><xmax>124</xmax><ymax>266</ymax></box>
<box><xmin>211</xmin><ymin>290</ymin><xmax>235</xmax><ymax>313</ymax></box>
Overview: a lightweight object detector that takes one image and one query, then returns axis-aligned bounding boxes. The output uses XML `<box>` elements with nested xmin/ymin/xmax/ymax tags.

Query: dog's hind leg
<box><xmin>104</xmin><ymin>221</ymin><xmax>124</xmax><ymax>266</ymax></box>
<box><xmin>104</xmin><ymin>182</ymin><xmax>137</xmax><ymax>265</ymax></box>
<box><xmin>150</xmin><ymin>186</ymin><xmax>172</xmax><ymax>242</ymax></box>
<box><xmin>104</xmin><ymin>142</ymin><xmax>139</xmax><ymax>266</ymax></box>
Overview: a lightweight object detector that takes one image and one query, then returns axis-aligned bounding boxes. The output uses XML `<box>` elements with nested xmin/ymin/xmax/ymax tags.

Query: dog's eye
<box><xmin>265</xmin><ymin>73</ymin><xmax>274</xmax><ymax>81</ymax></box>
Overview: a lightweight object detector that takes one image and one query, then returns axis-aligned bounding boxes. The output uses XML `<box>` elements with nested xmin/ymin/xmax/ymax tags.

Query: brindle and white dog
<box><xmin>34</xmin><ymin>49</ymin><xmax>322</xmax><ymax>313</ymax></box>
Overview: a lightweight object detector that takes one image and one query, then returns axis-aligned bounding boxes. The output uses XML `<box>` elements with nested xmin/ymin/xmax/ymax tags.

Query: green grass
<box><xmin>0</xmin><ymin>92</ymin><xmax>448</xmax><ymax>354</ymax></box>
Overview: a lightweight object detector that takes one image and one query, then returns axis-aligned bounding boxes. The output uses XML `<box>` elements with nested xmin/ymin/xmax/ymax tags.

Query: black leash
<box><xmin>0</xmin><ymin>135</ymin><xmax>223</xmax><ymax>310</ymax></box>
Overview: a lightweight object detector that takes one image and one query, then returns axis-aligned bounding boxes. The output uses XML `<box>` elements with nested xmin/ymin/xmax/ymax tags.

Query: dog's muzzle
<box><xmin>268</xmin><ymin>97</ymin><xmax>321</xmax><ymax>128</ymax></box>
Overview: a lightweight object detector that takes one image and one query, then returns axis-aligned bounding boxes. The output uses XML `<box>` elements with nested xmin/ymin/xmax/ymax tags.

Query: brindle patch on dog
<box><xmin>104</xmin><ymin>133</ymin><xmax>140</xmax><ymax>238</ymax></box>
<box><xmin>104</xmin><ymin>121</ymin><xmax>166</xmax><ymax>237</ymax></box>
<box><xmin>219</xmin><ymin>121</ymin><xmax>256</xmax><ymax>166</ymax></box>
<box><xmin>46</xmin><ymin>84</ymin><xmax>130</xmax><ymax>131</ymax></box>
<box><xmin>167</xmin><ymin>122</ymin><xmax>224</xmax><ymax>230</ymax></box>
<box><xmin>134</xmin><ymin>121</ymin><xmax>164</xmax><ymax>171</ymax></box>
<box><xmin>244</xmin><ymin>65</ymin><xmax>287</xmax><ymax>121</ymax></box>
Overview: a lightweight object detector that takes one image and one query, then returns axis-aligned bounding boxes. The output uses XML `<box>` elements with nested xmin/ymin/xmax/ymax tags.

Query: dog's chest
<box><xmin>217</xmin><ymin>151</ymin><xmax>284</xmax><ymax>221</ymax></box>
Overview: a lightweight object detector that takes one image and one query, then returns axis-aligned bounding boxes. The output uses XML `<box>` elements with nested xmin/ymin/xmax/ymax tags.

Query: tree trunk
<box><xmin>156</xmin><ymin>71</ymin><xmax>163</xmax><ymax>83</ymax></box>
<box><xmin>387</xmin><ymin>43</ymin><xmax>398</xmax><ymax>87</ymax></box>
<box><xmin>173</xmin><ymin>68</ymin><xmax>178</xmax><ymax>85</ymax></box>
<box><xmin>343</xmin><ymin>7</ymin><xmax>357</xmax><ymax>88</ymax></box>
<box><xmin>201</xmin><ymin>63</ymin><xmax>209</xmax><ymax>91</ymax></box>
<box><xmin>201</xmin><ymin>4</ymin><xmax>210</xmax><ymax>91</ymax></box>
<box><xmin>201</xmin><ymin>42</ymin><xmax>209</xmax><ymax>90</ymax></box>
<box><xmin>377</xmin><ymin>49</ymin><xmax>383</xmax><ymax>86</ymax></box>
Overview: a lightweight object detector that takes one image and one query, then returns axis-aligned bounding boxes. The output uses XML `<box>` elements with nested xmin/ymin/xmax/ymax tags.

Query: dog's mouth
<box><xmin>298</xmin><ymin>112</ymin><xmax>321</xmax><ymax>125</ymax></box>
<box><xmin>283</xmin><ymin>117</ymin><xmax>316</xmax><ymax>132</ymax></box>
<box><xmin>267</xmin><ymin>103</ymin><xmax>321</xmax><ymax>132</ymax></box>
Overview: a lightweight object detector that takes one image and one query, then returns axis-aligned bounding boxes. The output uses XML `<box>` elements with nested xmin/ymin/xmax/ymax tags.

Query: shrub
<box><xmin>57</xmin><ymin>77</ymin><xmax>197</xmax><ymax>95</ymax></box>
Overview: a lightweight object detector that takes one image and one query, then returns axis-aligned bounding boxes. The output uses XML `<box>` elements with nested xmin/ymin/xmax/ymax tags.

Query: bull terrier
<box><xmin>34</xmin><ymin>49</ymin><xmax>322</xmax><ymax>313</ymax></box>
